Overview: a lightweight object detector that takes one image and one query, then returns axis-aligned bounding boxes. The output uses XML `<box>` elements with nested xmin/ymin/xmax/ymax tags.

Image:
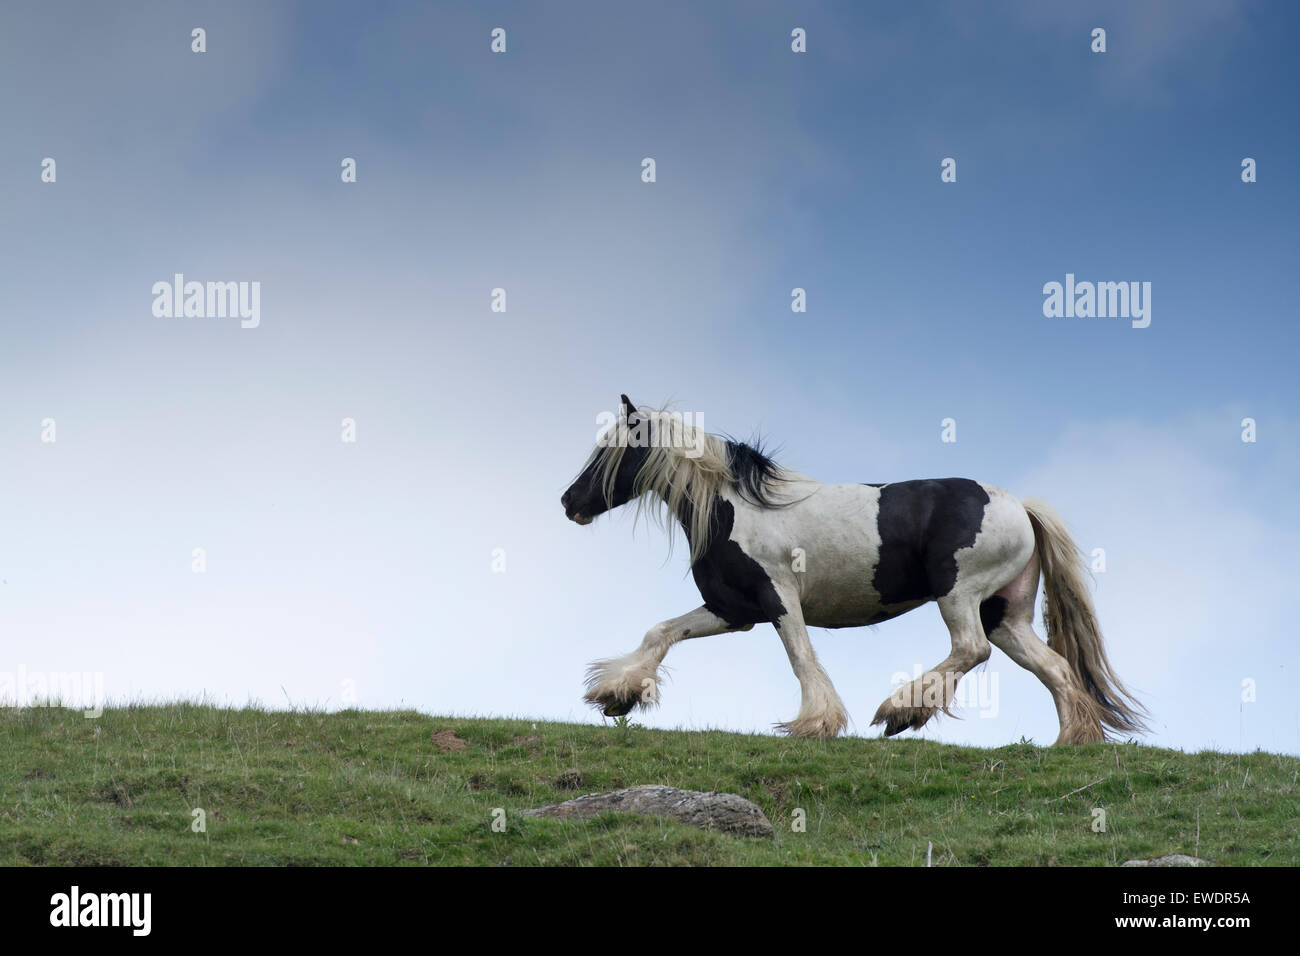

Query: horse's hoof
<box><xmin>872</xmin><ymin>703</ymin><xmax>937</xmax><ymax>737</ymax></box>
<box><xmin>601</xmin><ymin>699</ymin><xmax>636</xmax><ymax>717</ymax></box>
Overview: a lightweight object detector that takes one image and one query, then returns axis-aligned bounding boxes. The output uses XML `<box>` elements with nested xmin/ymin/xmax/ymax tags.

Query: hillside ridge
<box><xmin>2</xmin><ymin>705</ymin><xmax>1296</xmax><ymax>866</ymax></box>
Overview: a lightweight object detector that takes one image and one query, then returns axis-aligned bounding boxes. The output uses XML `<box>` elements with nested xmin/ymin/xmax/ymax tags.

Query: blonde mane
<box><xmin>582</xmin><ymin>406</ymin><xmax>789</xmax><ymax>564</ymax></box>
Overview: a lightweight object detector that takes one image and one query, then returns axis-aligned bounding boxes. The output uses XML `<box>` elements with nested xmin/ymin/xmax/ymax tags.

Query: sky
<box><xmin>1</xmin><ymin>1</ymin><xmax>1297</xmax><ymax>755</ymax></box>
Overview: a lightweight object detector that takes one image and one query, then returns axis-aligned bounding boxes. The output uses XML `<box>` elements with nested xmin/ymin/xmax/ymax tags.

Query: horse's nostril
<box><xmin>561</xmin><ymin>492</ymin><xmax>570</xmax><ymax>509</ymax></box>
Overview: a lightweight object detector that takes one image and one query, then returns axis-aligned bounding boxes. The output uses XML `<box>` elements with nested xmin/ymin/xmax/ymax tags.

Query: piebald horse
<box><xmin>561</xmin><ymin>396</ymin><xmax>1147</xmax><ymax>744</ymax></box>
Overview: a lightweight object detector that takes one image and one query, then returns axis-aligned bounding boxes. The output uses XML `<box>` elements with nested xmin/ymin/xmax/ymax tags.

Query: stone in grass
<box><xmin>1122</xmin><ymin>854</ymin><xmax>1210</xmax><ymax>867</ymax></box>
<box><xmin>521</xmin><ymin>785</ymin><xmax>773</xmax><ymax>838</ymax></box>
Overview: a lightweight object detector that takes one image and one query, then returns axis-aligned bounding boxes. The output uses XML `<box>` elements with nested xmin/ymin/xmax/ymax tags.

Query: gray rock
<box><xmin>521</xmin><ymin>784</ymin><xmax>773</xmax><ymax>838</ymax></box>
<box><xmin>1121</xmin><ymin>854</ymin><xmax>1210</xmax><ymax>867</ymax></box>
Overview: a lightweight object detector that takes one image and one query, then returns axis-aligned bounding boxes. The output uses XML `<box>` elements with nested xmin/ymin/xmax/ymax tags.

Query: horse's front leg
<box><xmin>767</xmin><ymin>584</ymin><xmax>850</xmax><ymax>738</ymax></box>
<box><xmin>584</xmin><ymin>605</ymin><xmax>751</xmax><ymax>717</ymax></box>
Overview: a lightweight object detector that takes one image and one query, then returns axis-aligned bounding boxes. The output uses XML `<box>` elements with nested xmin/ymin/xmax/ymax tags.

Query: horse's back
<box><xmin>728</xmin><ymin>477</ymin><xmax>1032</xmax><ymax>629</ymax></box>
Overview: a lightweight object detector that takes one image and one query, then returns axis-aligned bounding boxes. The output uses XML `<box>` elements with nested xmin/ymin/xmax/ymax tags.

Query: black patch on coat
<box><xmin>686</xmin><ymin>499</ymin><xmax>786</xmax><ymax>628</ymax></box>
<box><xmin>979</xmin><ymin>596</ymin><xmax>1007</xmax><ymax>637</ymax></box>
<box><xmin>871</xmin><ymin>479</ymin><xmax>991</xmax><ymax>604</ymax></box>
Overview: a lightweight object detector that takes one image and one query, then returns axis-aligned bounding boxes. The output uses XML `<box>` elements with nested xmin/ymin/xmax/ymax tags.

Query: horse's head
<box><xmin>562</xmin><ymin>394</ymin><xmax>652</xmax><ymax>525</ymax></box>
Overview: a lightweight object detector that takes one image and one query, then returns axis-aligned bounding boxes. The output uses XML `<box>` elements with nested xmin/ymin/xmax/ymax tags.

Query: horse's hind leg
<box><xmin>871</xmin><ymin>594</ymin><xmax>991</xmax><ymax>736</ymax></box>
<box><xmin>983</xmin><ymin>554</ymin><xmax>1105</xmax><ymax>744</ymax></box>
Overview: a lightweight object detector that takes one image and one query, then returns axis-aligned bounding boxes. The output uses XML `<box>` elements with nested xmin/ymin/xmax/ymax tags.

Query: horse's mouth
<box><xmin>569</xmin><ymin>512</ymin><xmax>593</xmax><ymax>526</ymax></box>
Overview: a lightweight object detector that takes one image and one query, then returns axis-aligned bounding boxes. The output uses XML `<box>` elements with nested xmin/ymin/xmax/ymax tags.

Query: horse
<box><xmin>560</xmin><ymin>395</ymin><xmax>1148</xmax><ymax>744</ymax></box>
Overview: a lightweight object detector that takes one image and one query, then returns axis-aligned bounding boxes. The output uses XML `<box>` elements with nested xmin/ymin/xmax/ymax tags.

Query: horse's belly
<box><xmin>795</xmin><ymin>552</ymin><xmax>927</xmax><ymax>627</ymax></box>
<box><xmin>801</xmin><ymin>591</ymin><xmax>928</xmax><ymax>629</ymax></box>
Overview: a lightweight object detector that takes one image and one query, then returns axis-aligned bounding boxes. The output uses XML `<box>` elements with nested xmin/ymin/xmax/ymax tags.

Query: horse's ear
<box><xmin>620</xmin><ymin>394</ymin><xmax>637</xmax><ymax>419</ymax></box>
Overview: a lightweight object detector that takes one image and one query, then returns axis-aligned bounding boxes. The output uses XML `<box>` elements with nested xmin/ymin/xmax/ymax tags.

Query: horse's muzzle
<box><xmin>561</xmin><ymin>491</ymin><xmax>593</xmax><ymax>524</ymax></box>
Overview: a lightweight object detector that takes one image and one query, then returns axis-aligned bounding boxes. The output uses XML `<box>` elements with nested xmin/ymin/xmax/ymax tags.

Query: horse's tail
<box><xmin>1022</xmin><ymin>498</ymin><xmax>1148</xmax><ymax>739</ymax></box>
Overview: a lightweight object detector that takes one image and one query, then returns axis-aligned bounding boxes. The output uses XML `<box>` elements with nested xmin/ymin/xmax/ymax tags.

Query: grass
<box><xmin>1</xmin><ymin>703</ymin><xmax>1297</xmax><ymax>866</ymax></box>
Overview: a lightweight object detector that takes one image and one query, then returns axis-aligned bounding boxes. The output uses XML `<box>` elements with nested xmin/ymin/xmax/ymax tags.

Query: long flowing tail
<box><xmin>1022</xmin><ymin>498</ymin><xmax>1149</xmax><ymax>739</ymax></box>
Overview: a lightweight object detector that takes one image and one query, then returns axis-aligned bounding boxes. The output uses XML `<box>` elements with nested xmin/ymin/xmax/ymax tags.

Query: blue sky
<box><xmin>2</xmin><ymin>1</ymin><xmax>1297</xmax><ymax>754</ymax></box>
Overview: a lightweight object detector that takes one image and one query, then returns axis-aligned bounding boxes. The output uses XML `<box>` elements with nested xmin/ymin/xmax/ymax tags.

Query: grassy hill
<box><xmin>1</xmin><ymin>704</ymin><xmax>1296</xmax><ymax>866</ymax></box>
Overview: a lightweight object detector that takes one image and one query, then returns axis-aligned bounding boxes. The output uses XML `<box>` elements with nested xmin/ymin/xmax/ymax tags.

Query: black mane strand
<box><xmin>725</xmin><ymin>439</ymin><xmax>784</xmax><ymax>508</ymax></box>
